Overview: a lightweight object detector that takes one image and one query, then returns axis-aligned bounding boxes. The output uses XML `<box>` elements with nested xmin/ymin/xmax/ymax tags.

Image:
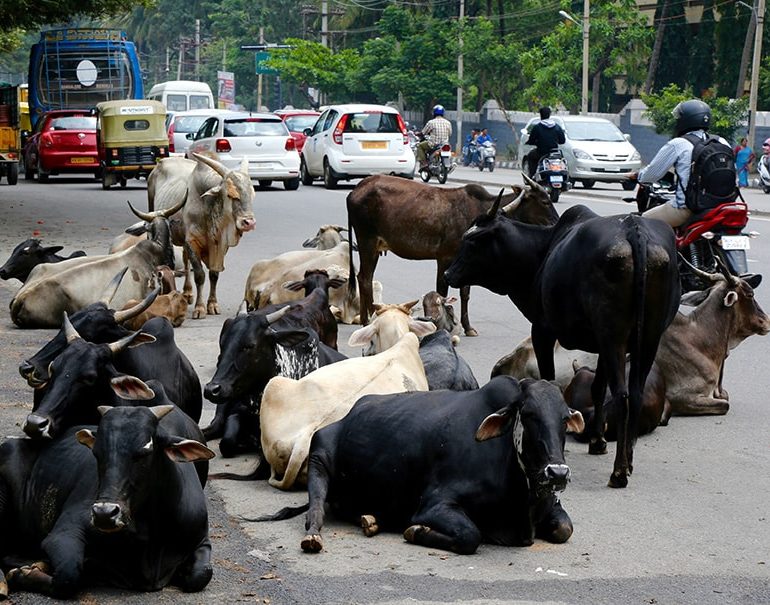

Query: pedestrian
<box><xmin>734</xmin><ymin>137</ymin><xmax>755</xmax><ymax>188</ymax></box>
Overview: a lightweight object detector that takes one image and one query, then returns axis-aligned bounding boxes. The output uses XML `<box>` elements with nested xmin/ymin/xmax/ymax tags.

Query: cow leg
<box><xmin>534</xmin><ymin>497</ymin><xmax>574</xmax><ymax>544</ymax></box>
<box><xmin>531</xmin><ymin>324</ymin><xmax>557</xmax><ymax>380</ymax></box>
<box><xmin>588</xmin><ymin>362</ymin><xmax>609</xmax><ymax>455</ymax></box>
<box><xmin>605</xmin><ymin>352</ymin><xmax>633</xmax><ymax>489</ymax></box>
<box><xmin>405</xmin><ymin>502</ymin><xmax>482</xmax><ymax>555</ymax></box>
<box><xmin>437</xmin><ymin>261</ymin><xmax>476</xmax><ymax>337</ymax></box>
<box><xmin>302</xmin><ymin>438</ymin><xmax>337</xmax><ymax>553</ymax></box>
<box><xmin>0</xmin><ymin>485</ymin><xmax>6</xmax><ymax>599</ymax></box>
<box><xmin>202</xmin><ymin>402</ymin><xmax>228</xmax><ymax>441</ymax></box>
<box><xmin>185</xmin><ymin>245</ymin><xmax>207</xmax><ymax>319</ymax></box>
<box><xmin>173</xmin><ymin>537</ymin><xmax>213</xmax><ymax>592</ymax></box>
<box><xmin>207</xmin><ymin>270</ymin><xmax>220</xmax><ymax>315</ymax></box>
<box><xmin>181</xmin><ymin>246</ymin><xmax>194</xmax><ymax>304</ymax></box>
<box><xmin>671</xmin><ymin>395</ymin><xmax>730</xmax><ymax>416</ymax></box>
<box><xmin>356</xmin><ymin>244</ymin><xmax>379</xmax><ymax>326</ymax></box>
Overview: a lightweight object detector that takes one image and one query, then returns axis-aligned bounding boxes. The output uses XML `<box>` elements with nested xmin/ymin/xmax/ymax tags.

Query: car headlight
<box><xmin>572</xmin><ymin>148</ymin><xmax>593</xmax><ymax>160</ymax></box>
<box><xmin>630</xmin><ymin>150</ymin><xmax>641</xmax><ymax>162</ymax></box>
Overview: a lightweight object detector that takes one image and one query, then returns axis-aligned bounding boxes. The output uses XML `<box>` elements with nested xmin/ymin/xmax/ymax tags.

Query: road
<box><xmin>0</xmin><ymin>171</ymin><xmax>769</xmax><ymax>604</ymax></box>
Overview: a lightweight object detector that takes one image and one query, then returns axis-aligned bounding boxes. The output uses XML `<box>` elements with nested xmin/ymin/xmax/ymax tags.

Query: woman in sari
<box><xmin>734</xmin><ymin>137</ymin><xmax>755</xmax><ymax>187</ymax></box>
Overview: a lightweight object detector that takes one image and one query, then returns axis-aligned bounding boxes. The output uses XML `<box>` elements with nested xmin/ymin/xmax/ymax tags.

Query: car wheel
<box><xmin>581</xmin><ymin>179</ymin><xmax>595</xmax><ymax>189</ymax></box>
<box><xmin>763</xmin><ymin>185</ymin><xmax>770</xmax><ymax>194</ymax></box>
<box><xmin>119</xmin><ymin>177</ymin><xmax>127</xmax><ymax>188</ymax></box>
<box><xmin>7</xmin><ymin>162</ymin><xmax>18</xmax><ymax>185</ymax></box>
<box><xmin>621</xmin><ymin>180</ymin><xmax>636</xmax><ymax>191</ymax></box>
<box><xmin>323</xmin><ymin>159</ymin><xmax>338</xmax><ymax>190</ymax></box>
<box><xmin>300</xmin><ymin>157</ymin><xmax>314</xmax><ymax>186</ymax></box>
<box><xmin>284</xmin><ymin>177</ymin><xmax>300</xmax><ymax>191</ymax></box>
<box><xmin>258</xmin><ymin>180</ymin><xmax>273</xmax><ymax>189</ymax></box>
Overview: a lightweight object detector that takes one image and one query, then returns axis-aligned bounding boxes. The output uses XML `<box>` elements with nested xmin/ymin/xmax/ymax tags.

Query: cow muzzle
<box><xmin>535</xmin><ymin>464</ymin><xmax>571</xmax><ymax>496</ymax></box>
<box><xmin>22</xmin><ymin>414</ymin><xmax>52</xmax><ymax>439</ymax></box>
<box><xmin>238</xmin><ymin>217</ymin><xmax>256</xmax><ymax>233</ymax></box>
<box><xmin>91</xmin><ymin>501</ymin><xmax>128</xmax><ymax>533</ymax></box>
<box><xmin>204</xmin><ymin>381</ymin><xmax>231</xmax><ymax>403</ymax></box>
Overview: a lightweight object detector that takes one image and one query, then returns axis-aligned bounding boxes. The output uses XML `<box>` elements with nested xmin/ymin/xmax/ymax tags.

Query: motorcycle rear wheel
<box><xmin>487</xmin><ymin>161</ymin><xmax>495</xmax><ymax>173</ymax></box>
<box><xmin>438</xmin><ymin>165</ymin><xmax>448</xmax><ymax>184</ymax></box>
<box><xmin>549</xmin><ymin>188</ymin><xmax>560</xmax><ymax>203</ymax></box>
<box><xmin>419</xmin><ymin>168</ymin><xmax>431</xmax><ymax>183</ymax></box>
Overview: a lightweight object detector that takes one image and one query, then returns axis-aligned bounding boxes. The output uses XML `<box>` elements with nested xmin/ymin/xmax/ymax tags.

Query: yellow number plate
<box><xmin>71</xmin><ymin>157</ymin><xmax>95</xmax><ymax>164</ymax></box>
<box><xmin>362</xmin><ymin>141</ymin><xmax>387</xmax><ymax>150</ymax></box>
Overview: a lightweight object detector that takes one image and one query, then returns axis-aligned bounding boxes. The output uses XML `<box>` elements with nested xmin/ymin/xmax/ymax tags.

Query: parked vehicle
<box><xmin>147</xmin><ymin>80</ymin><xmax>214</xmax><ymax>112</ymax></box>
<box><xmin>519</xmin><ymin>115</ymin><xmax>641</xmax><ymax>189</ymax></box>
<box><xmin>414</xmin><ymin>130</ymin><xmax>454</xmax><ymax>184</ymax></box>
<box><xmin>187</xmin><ymin>111</ymin><xmax>301</xmax><ymax>190</ymax></box>
<box><xmin>534</xmin><ymin>150</ymin><xmax>570</xmax><ymax>203</ymax></box>
<box><xmin>166</xmin><ymin>109</ymin><xmax>221</xmax><ymax>156</ymax></box>
<box><xmin>274</xmin><ymin>109</ymin><xmax>320</xmax><ymax>153</ymax></box>
<box><xmin>477</xmin><ymin>139</ymin><xmax>496</xmax><ymax>172</ymax></box>
<box><xmin>0</xmin><ymin>85</ymin><xmax>20</xmax><ymax>185</ymax></box>
<box><xmin>95</xmin><ymin>99</ymin><xmax>169</xmax><ymax>189</ymax></box>
<box><xmin>22</xmin><ymin>109</ymin><xmax>98</xmax><ymax>183</ymax></box>
<box><xmin>627</xmin><ymin>182</ymin><xmax>757</xmax><ymax>291</ymax></box>
<box><xmin>300</xmin><ymin>103</ymin><xmax>415</xmax><ymax>189</ymax></box>
<box><xmin>758</xmin><ymin>154</ymin><xmax>770</xmax><ymax>194</ymax></box>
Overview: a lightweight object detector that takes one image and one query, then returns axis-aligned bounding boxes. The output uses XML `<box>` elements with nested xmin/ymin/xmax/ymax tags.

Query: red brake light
<box><xmin>216</xmin><ymin>138</ymin><xmax>231</xmax><ymax>153</ymax></box>
<box><xmin>168</xmin><ymin>121</ymin><xmax>175</xmax><ymax>153</ymax></box>
<box><xmin>333</xmin><ymin>114</ymin><xmax>349</xmax><ymax>145</ymax></box>
<box><xmin>396</xmin><ymin>114</ymin><xmax>409</xmax><ymax>145</ymax></box>
<box><xmin>441</xmin><ymin>144</ymin><xmax>451</xmax><ymax>152</ymax></box>
<box><xmin>42</xmin><ymin>133</ymin><xmax>53</xmax><ymax>147</ymax></box>
<box><xmin>285</xmin><ymin>137</ymin><xmax>296</xmax><ymax>151</ymax></box>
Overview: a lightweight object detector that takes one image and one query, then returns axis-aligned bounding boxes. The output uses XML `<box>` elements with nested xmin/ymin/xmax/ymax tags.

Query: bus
<box><xmin>27</xmin><ymin>28</ymin><xmax>144</xmax><ymax>128</ymax></box>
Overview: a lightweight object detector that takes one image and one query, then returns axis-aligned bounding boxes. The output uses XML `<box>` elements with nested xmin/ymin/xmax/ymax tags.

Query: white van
<box><xmin>147</xmin><ymin>80</ymin><xmax>214</xmax><ymax>113</ymax></box>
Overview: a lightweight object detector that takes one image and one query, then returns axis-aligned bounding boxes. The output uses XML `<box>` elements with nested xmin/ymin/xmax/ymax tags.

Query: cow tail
<box><xmin>626</xmin><ymin>215</ymin><xmax>648</xmax><ymax>409</ymax></box>
<box><xmin>347</xmin><ymin>209</ymin><xmax>357</xmax><ymax>302</ymax></box>
<box><xmin>240</xmin><ymin>503</ymin><xmax>310</xmax><ymax>522</ymax></box>
<box><xmin>208</xmin><ymin>463</ymin><xmax>265</xmax><ymax>481</ymax></box>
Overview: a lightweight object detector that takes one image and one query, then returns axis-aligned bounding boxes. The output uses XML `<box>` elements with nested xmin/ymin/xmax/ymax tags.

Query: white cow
<box><xmin>347</xmin><ymin>300</ymin><xmax>436</xmax><ymax>355</ymax></box>
<box><xmin>259</xmin><ymin>332</ymin><xmax>428</xmax><ymax>490</ymax></box>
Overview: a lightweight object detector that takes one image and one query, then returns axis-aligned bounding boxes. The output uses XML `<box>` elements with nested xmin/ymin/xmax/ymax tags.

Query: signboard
<box><xmin>255</xmin><ymin>51</ymin><xmax>279</xmax><ymax>76</ymax></box>
<box><xmin>43</xmin><ymin>29</ymin><xmax>124</xmax><ymax>43</ymax></box>
<box><xmin>217</xmin><ymin>70</ymin><xmax>235</xmax><ymax>109</ymax></box>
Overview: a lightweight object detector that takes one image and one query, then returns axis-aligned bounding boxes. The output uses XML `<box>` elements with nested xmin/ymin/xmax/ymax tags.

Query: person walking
<box><xmin>734</xmin><ymin>137</ymin><xmax>755</xmax><ymax>188</ymax></box>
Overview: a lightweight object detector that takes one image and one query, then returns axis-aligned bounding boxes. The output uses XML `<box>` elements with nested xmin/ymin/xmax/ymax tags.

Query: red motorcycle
<box><xmin>628</xmin><ymin>183</ymin><xmax>759</xmax><ymax>291</ymax></box>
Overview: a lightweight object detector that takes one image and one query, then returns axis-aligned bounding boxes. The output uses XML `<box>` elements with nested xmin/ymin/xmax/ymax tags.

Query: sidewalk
<box><xmin>448</xmin><ymin>165</ymin><xmax>770</xmax><ymax>217</ymax></box>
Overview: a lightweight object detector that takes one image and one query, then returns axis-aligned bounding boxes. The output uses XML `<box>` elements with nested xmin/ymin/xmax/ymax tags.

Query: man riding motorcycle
<box><xmin>416</xmin><ymin>104</ymin><xmax>453</xmax><ymax>170</ymax></box>
<box><xmin>525</xmin><ymin>106</ymin><xmax>565</xmax><ymax>177</ymax></box>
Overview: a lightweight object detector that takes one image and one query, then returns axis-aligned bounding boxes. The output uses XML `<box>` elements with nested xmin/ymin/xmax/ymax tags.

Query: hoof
<box><xmin>192</xmin><ymin>305</ymin><xmax>206</xmax><ymax>319</ymax></box>
<box><xmin>183</xmin><ymin>292</ymin><xmax>194</xmax><ymax>304</ymax></box>
<box><xmin>607</xmin><ymin>471</ymin><xmax>628</xmax><ymax>489</ymax></box>
<box><xmin>464</xmin><ymin>328</ymin><xmax>479</xmax><ymax>337</ymax></box>
<box><xmin>588</xmin><ymin>439</ymin><xmax>607</xmax><ymax>455</ymax></box>
<box><xmin>207</xmin><ymin>302</ymin><xmax>220</xmax><ymax>315</ymax></box>
<box><xmin>301</xmin><ymin>534</ymin><xmax>323</xmax><ymax>553</ymax></box>
<box><xmin>403</xmin><ymin>524</ymin><xmax>429</xmax><ymax>543</ymax></box>
<box><xmin>360</xmin><ymin>515</ymin><xmax>379</xmax><ymax>537</ymax></box>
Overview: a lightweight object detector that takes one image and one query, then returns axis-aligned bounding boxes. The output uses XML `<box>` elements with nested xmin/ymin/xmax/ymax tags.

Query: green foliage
<box><xmin>0</xmin><ymin>0</ymin><xmax>151</xmax><ymax>31</ymax></box>
<box><xmin>642</xmin><ymin>84</ymin><xmax>749</xmax><ymax>141</ymax></box>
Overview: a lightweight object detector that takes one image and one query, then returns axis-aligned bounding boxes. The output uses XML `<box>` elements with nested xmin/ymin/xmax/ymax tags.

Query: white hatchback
<box><xmin>187</xmin><ymin>111</ymin><xmax>301</xmax><ymax>190</ymax></box>
<box><xmin>300</xmin><ymin>104</ymin><xmax>416</xmax><ymax>189</ymax></box>
<box><xmin>166</xmin><ymin>108</ymin><xmax>225</xmax><ymax>157</ymax></box>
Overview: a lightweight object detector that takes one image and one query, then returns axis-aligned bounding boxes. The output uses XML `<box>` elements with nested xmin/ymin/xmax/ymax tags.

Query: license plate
<box><xmin>551</xmin><ymin>175</ymin><xmax>563</xmax><ymax>183</ymax></box>
<box><xmin>362</xmin><ymin>141</ymin><xmax>387</xmax><ymax>150</ymax></box>
<box><xmin>604</xmin><ymin>167</ymin><xmax>621</xmax><ymax>172</ymax></box>
<box><xmin>71</xmin><ymin>157</ymin><xmax>95</xmax><ymax>164</ymax></box>
<box><xmin>720</xmin><ymin>235</ymin><xmax>750</xmax><ymax>250</ymax></box>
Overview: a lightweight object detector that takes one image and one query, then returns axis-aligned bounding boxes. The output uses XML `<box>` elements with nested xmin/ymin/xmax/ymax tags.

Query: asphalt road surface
<box><xmin>0</xmin><ymin>172</ymin><xmax>768</xmax><ymax>604</ymax></box>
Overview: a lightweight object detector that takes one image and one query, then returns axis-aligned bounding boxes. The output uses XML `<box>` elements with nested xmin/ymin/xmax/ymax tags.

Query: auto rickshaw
<box><xmin>95</xmin><ymin>99</ymin><xmax>168</xmax><ymax>189</ymax></box>
<box><xmin>0</xmin><ymin>84</ymin><xmax>20</xmax><ymax>185</ymax></box>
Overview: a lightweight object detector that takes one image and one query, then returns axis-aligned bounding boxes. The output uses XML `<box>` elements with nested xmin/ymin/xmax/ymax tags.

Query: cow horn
<box><xmin>399</xmin><ymin>300</ymin><xmax>420</xmax><ymax>314</ymax></box>
<box><xmin>158</xmin><ymin>196</ymin><xmax>186</xmax><ymax>219</ymax></box>
<box><xmin>108</xmin><ymin>331</ymin><xmax>142</xmax><ymax>356</ymax></box>
<box><xmin>487</xmin><ymin>189</ymin><xmax>505</xmax><ymax>216</ymax></box>
<box><xmin>62</xmin><ymin>312</ymin><xmax>81</xmax><ymax>343</ymax></box>
<box><xmin>127</xmin><ymin>200</ymin><xmax>155</xmax><ymax>223</ymax></box>
<box><xmin>677</xmin><ymin>253</ymin><xmax>724</xmax><ymax>284</ymax></box>
<box><xmin>522</xmin><ymin>172</ymin><xmax>547</xmax><ymax>194</ymax></box>
<box><xmin>99</xmin><ymin>267</ymin><xmax>129</xmax><ymax>305</ymax></box>
<box><xmin>150</xmin><ymin>405</ymin><xmax>175</xmax><ymax>420</ymax></box>
<box><xmin>127</xmin><ymin>198</ymin><xmax>186</xmax><ymax>223</ymax></box>
<box><xmin>113</xmin><ymin>287</ymin><xmax>160</xmax><ymax>323</ymax></box>
<box><xmin>98</xmin><ymin>405</ymin><xmax>113</xmax><ymax>416</ymax></box>
<box><xmin>501</xmin><ymin>187</ymin><xmax>526</xmax><ymax>215</ymax></box>
<box><xmin>237</xmin><ymin>300</ymin><xmax>249</xmax><ymax>315</ymax></box>
<box><xmin>265</xmin><ymin>305</ymin><xmax>291</xmax><ymax>325</ymax></box>
<box><xmin>333</xmin><ymin>225</ymin><xmax>347</xmax><ymax>233</ymax></box>
<box><xmin>714</xmin><ymin>256</ymin><xmax>740</xmax><ymax>287</ymax></box>
<box><xmin>191</xmin><ymin>152</ymin><xmax>230</xmax><ymax>178</ymax></box>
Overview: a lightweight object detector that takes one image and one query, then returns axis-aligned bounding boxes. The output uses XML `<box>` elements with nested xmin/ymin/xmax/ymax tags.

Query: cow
<box><xmin>10</xmin><ymin>200</ymin><xmax>183</xmax><ymax>328</ymax></box>
<box><xmin>418</xmin><ymin>330</ymin><xmax>479</xmax><ymax>391</ymax></box>
<box><xmin>421</xmin><ymin>290</ymin><xmax>461</xmax><ymax>343</ymax></box>
<box><xmin>347</xmin><ymin>300</ymin><xmax>437</xmax><ymax>356</ymax></box>
<box><xmin>120</xmin><ymin>265</ymin><xmax>189</xmax><ymax>329</ymax></box>
<box><xmin>0</xmin><ymin>238</ymin><xmax>86</xmax><ymax>283</ymax></box>
<box><xmin>445</xmin><ymin>201</ymin><xmax>680</xmax><ymax>488</ymax></box>
<box><xmin>21</xmin><ymin>314</ymin><xmax>202</xmax><ymax>440</ymax></box>
<box><xmin>346</xmin><ymin>174</ymin><xmax>559</xmax><ymax>336</ymax></box>
<box><xmin>0</xmin><ymin>404</ymin><xmax>213</xmax><ymax>599</ymax></box>
<box><xmin>302</xmin><ymin>224</ymin><xmax>350</xmax><ymax>250</ymax></box>
<box><xmin>257</xmin><ymin>377</ymin><xmax>583</xmax><ymax>554</ymax></box>
<box><xmin>259</xmin><ymin>332</ymin><xmax>428</xmax><ymax>491</ymax></box>
<box><xmin>150</xmin><ymin>153</ymin><xmax>256</xmax><ymax>319</ymax></box>
<box><xmin>491</xmin><ymin>336</ymin><xmax>599</xmax><ymax>391</ymax></box>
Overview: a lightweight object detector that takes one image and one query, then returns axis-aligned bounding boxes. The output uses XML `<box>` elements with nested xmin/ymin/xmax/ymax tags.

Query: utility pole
<box><xmin>257</xmin><ymin>27</ymin><xmax>265</xmax><ymax>111</ymax></box>
<box><xmin>748</xmin><ymin>0</ymin><xmax>765</xmax><ymax>150</ymax></box>
<box><xmin>581</xmin><ymin>0</ymin><xmax>589</xmax><ymax>114</ymax></box>
<box><xmin>177</xmin><ymin>37</ymin><xmax>184</xmax><ymax>80</ymax></box>
<box><xmin>165</xmin><ymin>47</ymin><xmax>170</xmax><ymax>75</ymax></box>
<box><xmin>456</xmin><ymin>0</ymin><xmax>464</xmax><ymax>152</ymax></box>
<box><xmin>195</xmin><ymin>19</ymin><xmax>201</xmax><ymax>80</ymax></box>
<box><xmin>321</xmin><ymin>0</ymin><xmax>329</xmax><ymax>48</ymax></box>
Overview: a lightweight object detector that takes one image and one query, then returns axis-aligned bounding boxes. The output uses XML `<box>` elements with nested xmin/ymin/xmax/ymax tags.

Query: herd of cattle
<box><xmin>0</xmin><ymin>153</ymin><xmax>767</xmax><ymax>599</ymax></box>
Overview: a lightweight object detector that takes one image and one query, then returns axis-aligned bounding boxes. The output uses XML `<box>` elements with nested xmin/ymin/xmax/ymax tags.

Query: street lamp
<box><xmin>559</xmin><ymin>3</ymin><xmax>590</xmax><ymax>115</ymax></box>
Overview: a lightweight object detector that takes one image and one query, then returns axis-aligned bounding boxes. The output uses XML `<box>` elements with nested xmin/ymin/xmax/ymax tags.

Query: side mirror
<box><xmin>303</xmin><ymin>128</ymin><xmax>312</xmax><ymax>136</ymax></box>
<box><xmin>186</xmin><ymin>133</ymin><xmax>194</xmax><ymax>140</ymax></box>
<box><xmin>624</xmin><ymin>133</ymin><xmax>631</xmax><ymax>142</ymax></box>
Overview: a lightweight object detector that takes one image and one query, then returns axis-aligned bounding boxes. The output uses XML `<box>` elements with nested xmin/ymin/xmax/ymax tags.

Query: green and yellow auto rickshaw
<box><xmin>96</xmin><ymin>99</ymin><xmax>168</xmax><ymax>189</ymax></box>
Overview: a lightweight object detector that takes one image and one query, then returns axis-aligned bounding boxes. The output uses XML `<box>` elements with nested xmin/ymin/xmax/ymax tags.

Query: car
<box><xmin>274</xmin><ymin>109</ymin><xmax>321</xmax><ymax>153</ymax></box>
<box><xmin>166</xmin><ymin>109</ymin><xmax>225</xmax><ymax>157</ymax></box>
<box><xmin>518</xmin><ymin>115</ymin><xmax>642</xmax><ymax>190</ymax></box>
<box><xmin>22</xmin><ymin>110</ymin><xmax>99</xmax><ymax>183</ymax></box>
<box><xmin>187</xmin><ymin>111</ymin><xmax>301</xmax><ymax>190</ymax></box>
<box><xmin>300</xmin><ymin>103</ymin><xmax>416</xmax><ymax>189</ymax></box>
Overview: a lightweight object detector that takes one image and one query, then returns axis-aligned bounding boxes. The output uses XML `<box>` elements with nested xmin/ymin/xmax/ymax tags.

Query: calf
<box><xmin>120</xmin><ymin>265</ymin><xmax>189</xmax><ymax>330</ymax></box>
<box><xmin>421</xmin><ymin>290</ymin><xmax>461</xmax><ymax>342</ymax></box>
<box><xmin>418</xmin><ymin>330</ymin><xmax>479</xmax><ymax>391</ymax></box>
<box><xmin>347</xmin><ymin>300</ymin><xmax>436</xmax><ymax>355</ymax></box>
<box><xmin>0</xmin><ymin>238</ymin><xmax>86</xmax><ymax>283</ymax></box>
<box><xmin>281</xmin><ymin>377</ymin><xmax>583</xmax><ymax>554</ymax></box>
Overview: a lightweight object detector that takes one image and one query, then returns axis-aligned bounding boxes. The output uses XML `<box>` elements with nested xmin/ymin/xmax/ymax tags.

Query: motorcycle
<box><xmin>627</xmin><ymin>182</ymin><xmax>759</xmax><ymax>292</ymax></box>
<box><xmin>534</xmin><ymin>150</ymin><xmax>570</xmax><ymax>203</ymax></box>
<box><xmin>477</xmin><ymin>140</ymin><xmax>496</xmax><ymax>172</ymax></box>
<box><xmin>416</xmin><ymin>131</ymin><xmax>455</xmax><ymax>184</ymax></box>
<box><xmin>758</xmin><ymin>154</ymin><xmax>770</xmax><ymax>194</ymax></box>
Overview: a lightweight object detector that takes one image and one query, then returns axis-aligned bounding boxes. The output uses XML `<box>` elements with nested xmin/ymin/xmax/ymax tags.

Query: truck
<box><xmin>0</xmin><ymin>84</ymin><xmax>20</xmax><ymax>185</ymax></box>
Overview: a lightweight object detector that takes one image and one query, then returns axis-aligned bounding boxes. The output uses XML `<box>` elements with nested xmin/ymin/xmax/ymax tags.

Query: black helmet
<box><xmin>672</xmin><ymin>99</ymin><xmax>711</xmax><ymax>137</ymax></box>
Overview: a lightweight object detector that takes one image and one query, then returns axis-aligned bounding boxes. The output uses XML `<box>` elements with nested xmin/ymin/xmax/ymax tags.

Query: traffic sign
<box><xmin>255</xmin><ymin>51</ymin><xmax>279</xmax><ymax>75</ymax></box>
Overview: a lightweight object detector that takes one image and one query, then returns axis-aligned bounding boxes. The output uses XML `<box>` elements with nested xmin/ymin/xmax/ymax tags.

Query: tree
<box><xmin>0</xmin><ymin>0</ymin><xmax>151</xmax><ymax>31</ymax></box>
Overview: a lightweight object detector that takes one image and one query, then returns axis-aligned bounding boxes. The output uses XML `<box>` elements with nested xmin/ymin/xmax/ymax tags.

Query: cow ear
<box><xmin>681</xmin><ymin>290</ymin><xmax>708</xmax><ymax>307</ymax></box>
<box><xmin>282</xmin><ymin>280</ymin><xmax>305</xmax><ymax>292</ymax></box>
<box><xmin>445</xmin><ymin>296</ymin><xmax>458</xmax><ymax>305</ymax></box>
<box><xmin>566</xmin><ymin>409</ymin><xmax>585</xmax><ymax>434</ymax></box>
<box><xmin>110</xmin><ymin>375</ymin><xmax>155</xmax><ymax>400</ymax></box>
<box><xmin>128</xmin><ymin>333</ymin><xmax>157</xmax><ymax>348</ymax></box>
<box><xmin>274</xmin><ymin>328</ymin><xmax>311</xmax><ymax>349</ymax></box>
<box><xmin>328</xmin><ymin>277</ymin><xmax>347</xmax><ymax>290</ymax></box>
<box><xmin>164</xmin><ymin>438</ymin><xmax>216</xmax><ymax>463</ymax></box>
<box><xmin>475</xmin><ymin>408</ymin><xmax>515</xmax><ymax>441</ymax></box>
<box><xmin>745</xmin><ymin>274</ymin><xmax>762</xmax><ymax>289</ymax></box>
<box><xmin>408</xmin><ymin>317</ymin><xmax>437</xmax><ymax>338</ymax></box>
<box><xmin>348</xmin><ymin>324</ymin><xmax>377</xmax><ymax>347</ymax></box>
<box><xmin>76</xmin><ymin>428</ymin><xmax>96</xmax><ymax>449</ymax></box>
<box><xmin>43</xmin><ymin>245</ymin><xmax>64</xmax><ymax>254</ymax></box>
<box><xmin>201</xmin><ymin>185</ymin><xmax>222</xmax><ymax>204</ymax></box>
<box><xmin>723</xmin><ymin>291</ymin><xmax>738</xmax><ymax>307</ymax></box>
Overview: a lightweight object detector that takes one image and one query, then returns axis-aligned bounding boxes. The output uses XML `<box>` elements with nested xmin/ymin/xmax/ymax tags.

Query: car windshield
<box><xmin>174</xmin><ymin>115</ymin><xmax>208</xmax><ymax>133</ymax></box>
<box><xmin>223</xmin><ymin>119</ymin><xmax>287</xmax><ymax>136</ymax></box>
<box><xmin>284</xmin><ymin>114</ymin><xmax>319</xmax><ymax>132</ymax></box>
<box><xmin>49</xmin><ymin>117</ymin><xmax>96</xmax><ymax>131</ymax></box>
<box><xmin>565</xmin><ymin>121</ymin><xmax>625</xmax><ymax>142</ymax></box>
<box><xmin>343</xmin><ymin>112</ymin><xmax>400</xmax><ymax>134</ymax></box>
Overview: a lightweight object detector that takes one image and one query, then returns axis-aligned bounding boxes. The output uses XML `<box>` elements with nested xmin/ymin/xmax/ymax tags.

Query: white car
<box><xmin>300</xmin><ymin>103</ymin><xmax>416</xmax><ymax>189</ymax></box>
<box><xmin>166</xmin><ymin>108</ymin><xmax>226</xmax><ymax>157</ymax></box>
<box><xmin>187</xmin><ymin>111</ymin><xmax>301</xmax><ymax>190</ymax></box>
<box><xmin>519</xmin><ymin>115</ymin><xmax>642</xmax><ymax>190</ymax></box>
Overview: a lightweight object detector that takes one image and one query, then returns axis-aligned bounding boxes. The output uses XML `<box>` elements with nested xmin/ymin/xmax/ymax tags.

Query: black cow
<box><xmin>0</xmin><ymin>238</ymin><xmax>86</xmax><ymax>283</ymax></box>
<box><xmin>445</xmin><ymin>202</ymin><xmax>680</xmax><ymax>488</ymax></box>
<box><xmin>419</xmin><ymin>330</ymin><xmax>479</xmax><ymax>390</ymax></box>
<box><xmin>22</xmin><ymin>314</ymin><xmax>202</xmax><ymax>440</ymax></box>
<box><xmin>0</xmin><ymin>404</ymin><xmax>213</xmax><ymax>599</ymax></box>
<box><xmin>270</xmin><ymin>377</ymin><xmax>583</xmax><ymax>554</ymax></box>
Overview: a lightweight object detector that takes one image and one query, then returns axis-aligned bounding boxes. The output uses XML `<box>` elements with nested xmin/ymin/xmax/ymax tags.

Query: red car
<box><xmin>23</xmin><ymin>110</ymin><xmax>99</xmax><ymax>183</ymax></box>
<box><xmin>274</xmin><ymin>109</ymin><xmax>320</xmax><ymax>153</ymax></box>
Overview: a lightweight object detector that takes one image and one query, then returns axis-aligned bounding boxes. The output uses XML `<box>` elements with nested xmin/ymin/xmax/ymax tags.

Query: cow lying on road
<box><xmin>0</xmin><ymin>238</ymin><xmax>86</xmax><ymax>283</ymax></box>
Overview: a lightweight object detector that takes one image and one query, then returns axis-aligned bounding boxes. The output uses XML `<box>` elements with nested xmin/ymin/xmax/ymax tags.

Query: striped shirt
<box><xmin>422</xmin><ymin>117</ymin><xmax>452</xmax><ymax>147</ymax></box>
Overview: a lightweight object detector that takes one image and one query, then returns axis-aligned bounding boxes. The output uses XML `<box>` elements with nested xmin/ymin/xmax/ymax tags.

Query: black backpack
<box><xmin>681</xmin><ymin>133</ymin><xmax>739</xmax><ymax>212</ymax></box>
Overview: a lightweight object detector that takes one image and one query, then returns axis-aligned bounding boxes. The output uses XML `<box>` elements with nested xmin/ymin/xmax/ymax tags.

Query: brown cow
<box><xmin>346</xmin><ymin>173</ymin><xmax>558</xmax><ymax>335</ymax></box>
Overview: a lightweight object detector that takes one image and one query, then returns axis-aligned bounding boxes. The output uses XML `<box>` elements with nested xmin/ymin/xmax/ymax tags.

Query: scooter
<box><xmin>627</xmin><ymin>182</ymin><xmax>760</xmax><ymax>292</ymax></box>
<box><xmin>477</xmin><ymin>140</ymin><xmax>496</xmax><ymax>172</ymax></box>
<box><xmin>758</xmin><ymin>154</ymin><xmax>770</xmax><ymax>194</ymax></box>
<box><xmin>534</xmin><ymin>150</ymin><xmax>570</xmax><ymax>203</ymax></box>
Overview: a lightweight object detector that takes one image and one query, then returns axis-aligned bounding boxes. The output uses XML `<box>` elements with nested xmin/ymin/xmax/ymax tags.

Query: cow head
<box><xmin>23</xmin><ymin>314</ymin><xmax>156</xmax><ymax>440</ymax></box>
<box><xmin>192</xmin><ymin>153</ymin><xmax>256</xmax><ymax>235</ymax></box>
<box><xmin>348</xmin><ymin>300</ymin><xmax>436</xmax><ymax>356</ymax></box>
<box><xmin>127</xmin><ymin>200</ymin><xmax>185</xmax><ymax>270</ymax></box>
<box><xmin>476</xmin><ymin>378</ymin><xmax>584</xmax><ymax>497</ymax></box>
<box><xmin>421</xmin><ymin>290</ymin><xmax>460</xmax><ymax>337</ymax></box>
<box><xmin>302</xmin><ymin>225</ymin><xmax>348</xmax><ymax>250</ymax></box>
<box><xmin>506</xmin><ymin>176</ymin><xmax>560</xmax><ymax>225</ymax></box>
<box><xmin>0</xmin><ymin>238</ymin><xmax>64</xmax><ymax>282</ymax></box>
<box><xmin>76</xmin><ymin>405</ymin><xmax>214</xmax><ymax>533</ymax></box>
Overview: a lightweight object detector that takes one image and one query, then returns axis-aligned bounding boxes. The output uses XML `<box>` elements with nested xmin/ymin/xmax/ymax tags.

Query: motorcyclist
<box><xmin>416</xmin><ymin>104</ymin><xmax>453</xmax><ymax>170</ymax></box>
<box><xmin>629</xmin><ymin>99</ymin><xmax>727</xmax><ymax>228</ymax></box>
<box><xmin>525</xmin><ymin>107</ymin><xmax>565</xmax><ymax>177</ymax></box>
<box><xmin>462</xmin><ymin>128</ymin><xmax>479</xmax><ymax>166</ymax></box>
<box><xmin>476</xmin><ymin>128</ymin><xmax>493</xmax><ymax>145</ymax></box>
